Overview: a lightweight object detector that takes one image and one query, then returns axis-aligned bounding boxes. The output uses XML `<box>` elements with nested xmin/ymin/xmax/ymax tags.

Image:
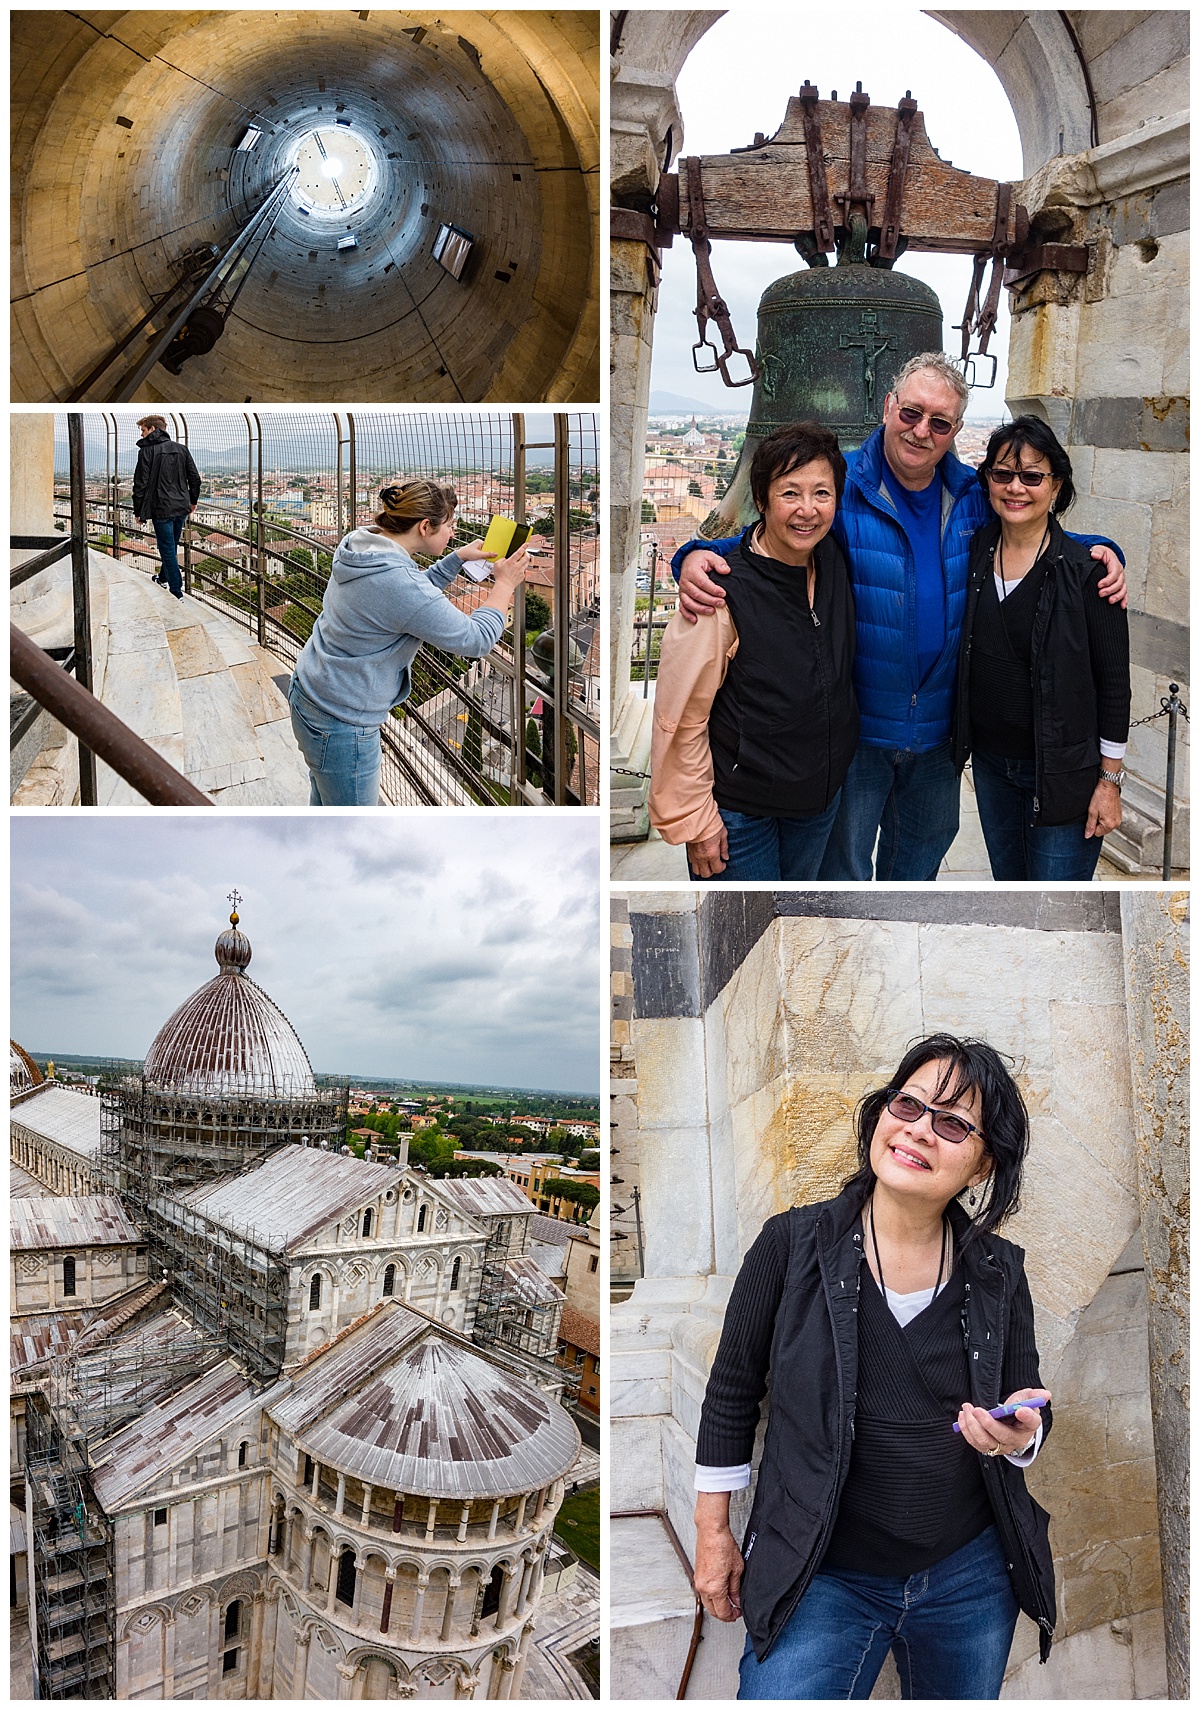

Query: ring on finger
<box><xmin>985</xmin><ymin>1443</ymin><xmax>1004</xmax><ymax>1457</ymax></box>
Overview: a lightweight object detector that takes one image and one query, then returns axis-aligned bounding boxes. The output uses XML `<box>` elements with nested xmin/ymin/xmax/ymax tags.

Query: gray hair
<box><xmin>888</xmin><ymin>352</ymin><xmax>969</xmax><ymax>417</ymax></box>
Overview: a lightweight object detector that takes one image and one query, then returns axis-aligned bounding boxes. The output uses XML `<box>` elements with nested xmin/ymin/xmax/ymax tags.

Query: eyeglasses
<box><xmin>985</xmin><ymin>466</ymin><xmax>1049</xmax><ymax>488</ymax></box>
<box><xmin>895</xmin><ymin>405</ymin><xmax>958</xmax><ymax>438</ymax></box>
<box><xmin>886</xmin><ymin>1089</ymin><xmax>981</xmax><ymax>1145</ymax></box>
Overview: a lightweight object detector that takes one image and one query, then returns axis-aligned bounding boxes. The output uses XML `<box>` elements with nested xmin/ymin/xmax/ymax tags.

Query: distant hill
<box><xmin>649</xmin><ymin>391</ymin><xmax>748</xmax><ymax>417</ymax></box>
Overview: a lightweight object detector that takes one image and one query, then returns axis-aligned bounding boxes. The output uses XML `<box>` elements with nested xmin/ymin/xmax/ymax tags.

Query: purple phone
<box><xmin>952</xmin><ymin>1396</ymin><xmax>1048</xmax><ymax>1434</ymax></box>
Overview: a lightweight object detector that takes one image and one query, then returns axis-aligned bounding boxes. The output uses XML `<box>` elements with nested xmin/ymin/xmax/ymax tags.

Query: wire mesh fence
<box><xmin>52</xmin><ymin>410</ymin><xmax>600</xmax><ymax>805</ymax></box>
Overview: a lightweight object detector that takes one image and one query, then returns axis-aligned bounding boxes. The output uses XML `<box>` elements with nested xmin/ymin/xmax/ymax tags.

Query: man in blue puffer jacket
<box><xmin>672</xmin><ymin>352</ymin><xmax>1126</xmax><ymax>879</ymax></box>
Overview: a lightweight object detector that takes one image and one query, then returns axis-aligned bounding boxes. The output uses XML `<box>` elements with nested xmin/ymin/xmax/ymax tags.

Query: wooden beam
<box><xmin>667</xmin><ymin>94</ymin><xmax>1023</xmax><ymax>256</ymax></box>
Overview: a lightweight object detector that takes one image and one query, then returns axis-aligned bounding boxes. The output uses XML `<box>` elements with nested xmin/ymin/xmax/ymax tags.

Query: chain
<box><xmin>612</xmin><ymin>765</ymin><xmax>651</xmax><ymax>780</ymax></box>
<box><xmin>1128</xmin><ymin>694</ymin><xmax>1189</xmax><ymax>730</ymax></box>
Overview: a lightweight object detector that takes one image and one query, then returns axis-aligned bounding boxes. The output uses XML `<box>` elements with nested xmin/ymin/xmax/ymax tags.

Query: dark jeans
<box><xmin>738</xmin><ymin>1525</ymin><xmax>1019</xmax><ymax>1700</ymax></box>
<box><xmin>819</xmin><ymin>740</ymin><xmax>961</xmax><ymax>880</ymax></box>
<box><xmin>152</xmin><ymin>515</ymin><xmax>187</xmax><ymax>597</ymax></box>
<box><xmin>288</xmin><ymin>678</ymin><xmax>382</xmax><ymax>807</ymax></box>
<box><xmin>971</xmin><ymin>749</ymin><xmax>1103</xmax><ymax>880</ymax></box>
<box><xmin>692</xmin><ymin>795</ymin><xmax>842</xmax><ymax>882</ymax></box>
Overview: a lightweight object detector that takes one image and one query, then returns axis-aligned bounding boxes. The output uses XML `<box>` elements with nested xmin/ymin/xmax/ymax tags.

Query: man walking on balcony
<box><xmin>133</xmin><ymin>416</ymin><xmax>201</xmax><ymax>600</ymax></box>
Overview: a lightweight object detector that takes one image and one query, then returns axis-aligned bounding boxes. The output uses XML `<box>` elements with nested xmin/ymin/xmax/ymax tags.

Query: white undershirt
<box><xmin>694</xmin><ymin>1282</ymin><xmax>1045</xmax><ymax>1492</ymax></box>
<box><xmin>990</xmin><ymin>571</ymin><xmax>1126</xmax><ymax>759</ymax></box>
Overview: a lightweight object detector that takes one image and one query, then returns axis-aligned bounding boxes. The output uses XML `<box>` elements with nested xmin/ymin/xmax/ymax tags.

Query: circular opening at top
<box><xmin>290</xmin><ymin>126</ymin><xmax>378</xmax><ymax>218</ymax></box>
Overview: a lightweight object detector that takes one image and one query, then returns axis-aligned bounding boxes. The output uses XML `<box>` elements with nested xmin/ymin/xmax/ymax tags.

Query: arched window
<box><xmin>417</xmin><ymin>1205</ymin><xmax>428</xmax><ymax>1233</ymax></box>
<box><xmin>382</xmin><ymin>1264</ymin><xmax>395</xmax><ymax>1298</ymax></box>
<box><xmin>309</xmin><ymin>1274</ymin><xmax>322</xmax><ymax>1311</ymax></box>
<box><xmin>481</xmin><ymin>1563</ymin><xmax>504</xmax><ymax>1617</ymax></box>
<box><xmin>224</xmin><ymin>1600</ymin><xmax>241</xmax><ymax>1642</ymax></box>
<box><xmin>335</xmin><ymin>1547</ymin><xmax>357</xmax><ymax>1607</ymax></box>
<box><xmin>451</xmin><ymin>1257</ymin><xmax>461</xmax><ymax>1291</ymax></box>
<box><xmin>362</xmin><ymin>1207</ymin><xmax>373</xmax><ymax>1238</ymax></box>
<box><xmin>62</xmin><ymin>1256</ymin><xmax>76</xmax><ymax>1296</ymax></box>
<box><xmin>238</xmin><ymin>1441</ymin><xmax>248</xmax><ymax>1468</ymax></box>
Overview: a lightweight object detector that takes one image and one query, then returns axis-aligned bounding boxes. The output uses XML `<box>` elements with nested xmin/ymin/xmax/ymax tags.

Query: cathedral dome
<box><xmin>10</xmin><ymin>1039</ymin><xmax>44</xmax><ymax>1095</ymax></box>
<box><xmin>144</xmin><ymin>908</ymin><xmax>315</xmax><ymax>1098</ymax></box>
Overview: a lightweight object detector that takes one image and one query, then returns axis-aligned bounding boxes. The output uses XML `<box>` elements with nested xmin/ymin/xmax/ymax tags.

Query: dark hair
<box><xmin>748</xmin><ymin>422</ymin><xmax>846</xmax><ymax>515</ymax></box>
<box><xmin>843</xmin><ymin>1033</ymin><xmax>1030</xmax><ymax>1240</ymax></box>
<box><xmin>979</xmin><ymin>415</ymin><xmax>1075</xmax><ymax>514</ymax></box>
<box><xmin>374</xmin><ymin>478</ymin><xmax>456</xmax><ymax>536</ymax></box>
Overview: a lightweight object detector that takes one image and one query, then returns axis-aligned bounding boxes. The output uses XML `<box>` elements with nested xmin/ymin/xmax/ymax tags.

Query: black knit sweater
<box><xmin>697</xmin><ymin>1216</ymin><xmax>1047</xmax><ymax>1575</ymax></box>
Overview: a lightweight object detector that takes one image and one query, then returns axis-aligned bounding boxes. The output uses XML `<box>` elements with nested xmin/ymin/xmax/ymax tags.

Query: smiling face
<box><xmin>758</xmin><ymin>457</ymin><xmax>838</xmax><ymax>566</ymax></box>
<box><xmin>985</xmin><ymin>439</ymin><xmax>1062</xmax><ymax>532</ymax></box>
<box><xmin>869</xmin><ymin>1058</ymin><xmax>992</xmax><ymax>1211</ymax></box>
<box><xmin>881</xmin><ymin>368</ymin><xmax>964</xmax><ymax>491</ymax></box>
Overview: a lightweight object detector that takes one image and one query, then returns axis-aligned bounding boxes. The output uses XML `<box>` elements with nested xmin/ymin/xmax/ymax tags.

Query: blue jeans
<box><xmin>694</xmin><ymin>795</ymin><xmax>842</xmax><ymax>882</ymax></box>
<box><xmin>152</xmin><ymin>515</ymin><xmax>186</xmax><ymax>596</ymax></box>
<box><xmin>971</xmin><ymin>749</ymin><xmax>1103</xmax><ymax>880</ymax></box>
<box><xmin>819</xmin><ymin>740</ymin><xmax>960</xmax><ymax>880</ymax></box>
<box><xmin>288</xmin><ymin>678</ymin><xmax>382</xmax><ymax>806</ymax></box>
<box><xmin>738</xmin><ymin>1525</ymin><xmax>1019</xmax><ymax>1700</ymax></box>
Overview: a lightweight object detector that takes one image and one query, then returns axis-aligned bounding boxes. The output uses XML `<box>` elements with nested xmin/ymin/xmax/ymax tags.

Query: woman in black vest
<box><xmin>648</xmin><ymin>422</ymin><xmax>858</xmax><ymax>880</ymax></box>
<box><xmin>694</xmin><ymin>1035</ymin><xmax>1054</xmax><ymax>1700</ymax></box>
<box><xmin>953</xmin><ymin>417</ymin><xmax>1130</xmax><ymax>879</ymax></box>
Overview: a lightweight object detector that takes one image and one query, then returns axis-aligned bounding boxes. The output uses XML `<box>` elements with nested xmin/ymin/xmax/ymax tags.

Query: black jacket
<box><xmin>707</xmin><ymin>529</ymin><xmax>859</xmax><ymax>818</ymax></box>
<box><xmin>700</xmin><ymin>1185</ymin><xmax>1056</xmax><ymax>1664</ymax></box>
<box><xmin>952</xmin><ymin>516</ymin><xmax>1130</xmax><ymax>825</ymax></box>
<box><xmin>133</xmin><ymin>429</ymin><xmax>202</xmax><ymax>520</ymax></box>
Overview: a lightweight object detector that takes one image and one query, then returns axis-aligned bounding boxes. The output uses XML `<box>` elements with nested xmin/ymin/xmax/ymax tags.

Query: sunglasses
<box><xmin>985</xmin><ymin>466</ymin><xmax>1050</xmax><ymax>488</ymax></box>
<box><xmin>886</xmin><ymin>1089</ymin><xmax>981</xmax><ymax>1145</ymax></box>
<box><xmin>895</xmin><ymin>405</ymin><xmax>957</xmax><ymax>438</ymax></box>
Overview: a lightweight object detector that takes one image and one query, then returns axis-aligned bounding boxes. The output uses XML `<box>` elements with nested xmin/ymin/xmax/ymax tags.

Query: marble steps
<box><xmin>12</xmin><ymin>554</ymin><xmax>310</xmax><ymax>805</ymax></box>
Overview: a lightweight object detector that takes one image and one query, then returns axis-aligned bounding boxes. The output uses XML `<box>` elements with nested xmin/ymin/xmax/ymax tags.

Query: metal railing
<box><xmin>49</xmin><ymin>409</ymin><xmax>600</xmax><ymax>805</ymax></box>
<box><xmin>11</xmin><ymin>414</ymin><xmax>210</xmax><ymax>805</ymax></box>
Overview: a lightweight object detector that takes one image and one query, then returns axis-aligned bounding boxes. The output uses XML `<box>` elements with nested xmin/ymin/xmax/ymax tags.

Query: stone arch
<box><xmin>928</xmin><ymin>11</ymin><xmax>1092</xmax><ymax>174</ymax></box>
<box><xmin>301</xmin><ymin>1260</ymin><xmax>336</xmax><ymax>1313</ymax></box>
<box><xmin>120</xmin><ymin>1602</ymin><xmax>171</xmax><ymax>1639</ymax></box>
<box><xmin>216</xmin><ymin>1569</ymin><xmax>261</xmax><ymax>1602</ymax></box>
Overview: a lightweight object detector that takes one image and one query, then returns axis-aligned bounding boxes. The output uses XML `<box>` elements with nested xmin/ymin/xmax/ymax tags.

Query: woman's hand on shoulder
<box><xmin>957</xmin><ymin>1387</ymin><xmax>1050</xmax><ymax>1456</ymax></box>
<box><xmin>1090</xmin><ymin>544</ymin><xmax>1127</xmax><ymax>607</ymax></box>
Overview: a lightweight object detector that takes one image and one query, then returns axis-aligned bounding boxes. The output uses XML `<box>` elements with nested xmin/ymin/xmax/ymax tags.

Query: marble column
<box><xmin>293</xmin><ymin>1628</ymin><xmax>311</xmax><ymax>1698</ymax></box>
<box><xmin>509</xmin><ymin>1624</ymin><xmax>535</xmax><ymax>1701</ymax></box>
<box><xmin>1121</xmin><ymin>889</ymin><xmax>1190</xmax><ymax>1697</ymax></box>
<box><xmin>301</xmin><ymin>1527</ymin><xmax>316</xmax><ymax>1592</ymax></box>
<box><xmin>410</xmin><ymin>1573</ymin><xmax>429</xmax><ymax>1642</ymax></box>
<box><xmin>439</xmin><ymin>1576</ymin><xmax>462</xmax><ymax>1642</ymax></box>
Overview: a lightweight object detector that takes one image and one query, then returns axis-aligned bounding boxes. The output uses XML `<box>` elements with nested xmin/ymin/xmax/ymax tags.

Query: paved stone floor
<box><xmin>612</xmin><ymin>770</ymin><xmax>1130</xmax><ymax>883</ymax></box>
<box><xmin>523</xmin><ymin>1562</ymin><xmax>600</xmax><ymax>1700</ymax></box>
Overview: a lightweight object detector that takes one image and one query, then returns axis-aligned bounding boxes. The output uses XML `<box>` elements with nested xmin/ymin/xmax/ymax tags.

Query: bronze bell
<box><xmin>708</xmin><ymin>226</ymin><xmax>942</xmax><ymax>535</ymax></box>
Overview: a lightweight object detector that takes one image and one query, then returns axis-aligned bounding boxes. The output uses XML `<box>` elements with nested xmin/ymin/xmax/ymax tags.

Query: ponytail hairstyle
<box><xmin>374</xmin><ymin>479</ymin><xmax>457</xmax><ymax>537</ymax></box>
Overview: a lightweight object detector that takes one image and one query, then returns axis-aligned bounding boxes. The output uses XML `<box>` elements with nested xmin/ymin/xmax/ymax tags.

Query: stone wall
<box><xmin>610</xmin><ymin>890</ymin><xmax>1184</xmax><ymax>1699</ymax></box>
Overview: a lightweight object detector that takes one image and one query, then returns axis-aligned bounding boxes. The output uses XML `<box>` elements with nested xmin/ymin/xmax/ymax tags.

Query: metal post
<box><xmin>642</xmin><ymin>541</ymin><xmax>658</xmax><ymax>697</ymax></box>
<box><xmin>632</xmin><ymin>1185</ymin><xmax>645</xmax><ymax>1277</ymax></box>
<box><xmin>68</xmin><ymin>414</ymin><xmax>98</xmax><ymax>805</ymax></box>
<box><xmin>105</xmin><ymin>415</ymin><xmax>120</xmax><ymax>560</ymax></box>
<box><xmin>176</xmin><ymin>415</ymin><xmax>192</xmax><ymax>595</ymax></box>
<box><xmin>512</xmin><ymin>413</ymin><xmax>527</xmax><ymax>797</ymax></box>
<box><xmin>553</xmin><ymin>414</ymin><xmax>570</xmax><ymax>804</ymax></box>
<box><xmin>336</xmin><ymin>415</ymin><xmax>349</xmax><ymax>537</ymax></box>
<box><xmin>1161</xmin><ymin>683</ymin><xmax>1179</xmax><ymax>880</ymax></box>
<box><xmin>255</xmin><ymin>418</ymin><xmax>266</xmax><ymax>646</ymax></box>
<box><xmin>348</xmin><ymin>414</ymin><xmax>358</xmax><ymax>530</ymax></box>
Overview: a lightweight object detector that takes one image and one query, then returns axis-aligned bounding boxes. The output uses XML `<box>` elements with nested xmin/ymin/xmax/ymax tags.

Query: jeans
<box><xmin>819</xmin><ymin>740</ymin><xmax>961</xmax><ymax>880</ymax></box>
<box><xmin>152</xmin><ymin>515</ymin><xmax>187</xmax><ymax>597</ymax></box>
<box><xmin>693</xmin><ymin>795</ymin><xmax>842</xmax><ymax>882</ymax></box>
<box><xmin>738</xmin><ymin>1525</ymin><xmax>1019</xmax><ymax>1700</ymax></box>
<box><xmin>970</xmin><ymin>749</ymin><xmax>1103</xmax><ymax>880</ymax></box>
<box><xmin>288</xmin><ymin>678</ymin><xmax>382</xmax><ymax>806</ymax></box>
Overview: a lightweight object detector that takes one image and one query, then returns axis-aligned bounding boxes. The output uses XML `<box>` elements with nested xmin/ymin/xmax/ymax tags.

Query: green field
<box><xmin>554</xmin><ymin>1487</ymin><xmax>600</xmax><ymax>1571</ymax></box>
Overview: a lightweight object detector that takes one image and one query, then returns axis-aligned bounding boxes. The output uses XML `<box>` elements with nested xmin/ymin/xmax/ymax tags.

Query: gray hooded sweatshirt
<box><xmin>293</xmin><ymin>527</ymin><xmax>506</xmax><ymax>725</ymax></box>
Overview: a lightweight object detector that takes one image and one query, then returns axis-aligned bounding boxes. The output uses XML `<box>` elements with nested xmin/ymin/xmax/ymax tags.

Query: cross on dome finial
<box><xmin>228</xmin><ymin>887</ymin><xmax>243</xmax><ymax>925</ymax></box>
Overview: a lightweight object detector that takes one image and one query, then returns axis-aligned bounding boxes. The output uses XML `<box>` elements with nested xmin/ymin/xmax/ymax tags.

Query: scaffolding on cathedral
<box><xmin>472</xmin><ymin>1218</ymin><xmax>579</xmax><ymax>1405</ymax></box>
<box><xmin>102</xmin><ymin>1073</ymin><xmax>349</xmax><ymax>1204</ymax></box>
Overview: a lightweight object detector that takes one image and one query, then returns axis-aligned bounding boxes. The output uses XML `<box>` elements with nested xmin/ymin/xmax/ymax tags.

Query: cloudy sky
<box><xmin>11</xmin><ymin>815</ymin><xmax>601</xmax><ymax>1093</ymax></box>
<box><xmin>651</xmin><ymin>6</ymin><xmax>1022</xmax><ymax>418</ymax></box>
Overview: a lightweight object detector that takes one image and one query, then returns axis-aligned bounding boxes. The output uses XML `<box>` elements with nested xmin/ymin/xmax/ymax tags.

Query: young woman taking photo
<box><xmin>289</xmin><ymin>479</ymin><xmax>529</xmax><ymax>805</ymax></box>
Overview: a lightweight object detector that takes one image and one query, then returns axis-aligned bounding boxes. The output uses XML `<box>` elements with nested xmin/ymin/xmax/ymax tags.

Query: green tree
<box><xmin>688</xmin><ymin>479</ymin><xmax>703</xmax><ymax>497</ymax></box>
<box><xmin>543</xmin><ymin>1178</ymin><xmax>599</xmax><ymax>1212</ymax></box>
<box><xmin>523</xmin><ymin>589</ymin><xmax>551</xmax><ymax>632</ymax></box>
<box><xmin>532</xmin><ymin>514</ymin><xmax>555</xmax><ymax>536</ymax></box>
<box><xmin>641</xmin><ymin>500</ymin><xmax>656</xmax><ymax>523</ymax></box>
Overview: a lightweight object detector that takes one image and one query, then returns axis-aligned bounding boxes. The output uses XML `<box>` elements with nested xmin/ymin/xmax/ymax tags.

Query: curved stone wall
<box><xmin>13</xmin><ymin>11</ymin><xmax>600</xmax><ymax>402</ymax></box>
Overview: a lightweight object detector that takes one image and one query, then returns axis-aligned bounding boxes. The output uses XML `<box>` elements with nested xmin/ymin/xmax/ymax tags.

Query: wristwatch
<box><xmin>1098</xmin><ymin>767</ymin><xmax>1126</xmax><ymax>789</ymax></box>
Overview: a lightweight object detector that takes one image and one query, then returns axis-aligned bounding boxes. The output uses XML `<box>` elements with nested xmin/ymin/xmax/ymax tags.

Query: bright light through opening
<box><xmin>290</xmin><ymin>126</ymin><xmax>377</xmax><ymax>218</ymax></box>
